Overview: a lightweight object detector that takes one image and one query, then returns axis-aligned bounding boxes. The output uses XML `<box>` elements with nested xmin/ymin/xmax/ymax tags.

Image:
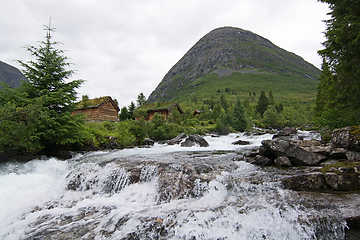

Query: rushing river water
<box><xmin>0</xmin><ymin>132</ymin><xmax>350</xmax><ymax>239</ymax></box>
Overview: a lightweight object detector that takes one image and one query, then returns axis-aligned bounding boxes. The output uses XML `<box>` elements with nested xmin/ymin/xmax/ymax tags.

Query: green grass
<box><xmin>171</xmin><ymin>71</ymin><xmax>319</xmax><ymax>104</ymax></box>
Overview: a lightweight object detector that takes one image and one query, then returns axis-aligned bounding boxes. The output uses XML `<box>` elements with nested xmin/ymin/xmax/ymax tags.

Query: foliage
<box><xmin>0</xmin><ymin>23</ymin><xmax>84</xmax><ymax>153</ymax></box>
<box><xmin>82</xmin><ymin>121</ymin><xmax>136</xmax><ymax>147</ymax></box>
<box><xmin>256</xmin><ymin>91</ymin><xmax>269</xmax><ymax>117</ymax></box>
<box><xmin>136</xmin><ymin>92</ymin><xmax>147</xmax><ymax>107</ymax></box>
<box><xmin>316</xmin><ymin>0</ymin><xmax>360</xmax><ymax>128</ymax></box>
<box><xmin>262</xmin><ymin>105</ymin><xmax>285</xmax><ymax>129</ymax></box>
<box><xmin>231</xmin><ymin>97</ymin><xmax>248</xmax><ymax>131</ymax></box>
<box><xmin>119</xmin><ymin>106</ymin><xmax>130</xmax><ymax>121</ymax></box>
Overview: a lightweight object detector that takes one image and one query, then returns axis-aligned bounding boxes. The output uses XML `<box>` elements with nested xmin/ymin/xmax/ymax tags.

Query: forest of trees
<box><xmin>315</xmin><ymin>0</ymin><xmax>360</xmax><ymax>128</ymax></box>
<box><xmin>1</xmin><ymin>0</ymin><xmax>359</xmax><ymax>155</ymax></box>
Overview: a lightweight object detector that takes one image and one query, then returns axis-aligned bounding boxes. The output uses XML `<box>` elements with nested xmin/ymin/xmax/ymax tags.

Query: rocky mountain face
<box><xmin>0</xmin><ymin>60</ymin><xmax>27</xmax><ymax>88</ymax></box>
<box><xmin>148</xmin><ymin>26</ymin><xmax>320</xmax><ymax>103</ymax></box>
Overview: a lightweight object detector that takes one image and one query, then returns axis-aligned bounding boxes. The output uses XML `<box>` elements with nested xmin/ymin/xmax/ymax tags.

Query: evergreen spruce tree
<box><xmin>268</xmin><ymin>90</ymin><xmax>275</xmax><ymax>106</ymax></box>
<box><xmin>256</xmin><ymin>91</ymin><xmax>269</xmax><ymax>117</ymax></box>
<box><xmin>231</xmin><ymin>97</ymin><xmax>248</xmax><ymax>132</ymax></box>
<box><xmin>316</xmin><ymin>0</ymin><xmax>360</xmax><ymax>127</ymax></box>
<box><xmin>0</xmin><ymin>22</ymin><xmax>84</xmax><ymax>152</ymax></box>
<box><xmin>136</xmin><ymin>92</ymin><xmax>147</xmax><ymax>107</ymax></box>
<box><xmin>128</xmin><ymin>101</ymin><xmax>136</xmax><ymax>119</ymax></box>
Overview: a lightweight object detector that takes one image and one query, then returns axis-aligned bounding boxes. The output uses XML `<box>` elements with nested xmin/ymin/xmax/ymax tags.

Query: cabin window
<box><xmin>88</xmin><ymin>109</ymin><xmax>91</xmax><ymax>115</ymax></box>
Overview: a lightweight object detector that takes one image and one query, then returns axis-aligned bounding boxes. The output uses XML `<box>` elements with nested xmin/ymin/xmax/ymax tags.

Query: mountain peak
<box><xmin>148</xmin><ymin>26</ymin><xmax>320</xmax><ymax>103</ymax></box>
<box><xmin>0</xmin><ymin>60</ymin><xmax>27</xmax><ymax>88</ymax></box>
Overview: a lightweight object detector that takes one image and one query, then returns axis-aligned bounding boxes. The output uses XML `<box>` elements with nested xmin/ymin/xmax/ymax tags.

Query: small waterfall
<box><xmin>0</xmin><ymin>133</ymin><xmax>351</xmax><ymax>239</ymax></box>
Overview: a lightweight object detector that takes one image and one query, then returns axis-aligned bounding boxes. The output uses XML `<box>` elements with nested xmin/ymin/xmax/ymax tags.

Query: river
<box><xmin>0</xmin><ymin>132</ymin><xmax>350</xmax><ymax>239</ymax></box>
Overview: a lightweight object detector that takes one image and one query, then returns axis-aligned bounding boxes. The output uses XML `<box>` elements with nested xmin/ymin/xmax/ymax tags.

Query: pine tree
<box><xmin>268</xmin><ymin>90</ymin><xmax>275</xmax><ymax>106</ymax></box>
<box><xmin>316</xmin><ymin>0</ymin><xmax>360</xmax><ymax>127</ymax></box>
<box><xmin>256</xmin><ymin>91</ymin><xmax>269</xmax><ymax>117</ymax></box>
<box><xmin>136</xmin><ymin>92</ymin><xmax>147</xmax><ymax>107</ymax></box>
<box><xmin>0</xmin><ymin>22</ymin><xmax>84</xmax><ymax>152</ymax></box>
<box><xmin>231</xmin><ymin>97</ymin><xmax>248</xmax><ymax>132</ymax></box>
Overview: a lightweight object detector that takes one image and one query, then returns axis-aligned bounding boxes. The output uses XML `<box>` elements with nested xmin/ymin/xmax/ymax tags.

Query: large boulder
<box><xmin>281</xmin><ymin>172</ymin><xmax>326</xmax><ymax>191</ymax></box>
<box><xmin>281</xmin><ymin>172</ymin><xmax>360</xmax><ymax>191</ymax></box>
<box><xmin>181</xmin><ymin>135</ymin><xmax>209</xmax><ymax>147</ymax></box>
<box><xmin>260</xmin><ymin>139</ymin><xmax>322</xmax><ymax>166</ymax></box>
<box><xmin>168</xmin><ymin>133</ymin><xmax>187</xmax><ymax>145</ymax></box>
<box><xmin>331</xmin><ymin>126</ymin><xmax>360</xmax><ymax>151</ymax></box>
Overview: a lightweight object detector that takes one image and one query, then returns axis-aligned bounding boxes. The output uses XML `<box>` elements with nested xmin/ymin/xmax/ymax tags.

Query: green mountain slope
<box><xmin>148</xmin><ymin>26</ymin><xmax>320</xmax><ymax>103</ymax></box>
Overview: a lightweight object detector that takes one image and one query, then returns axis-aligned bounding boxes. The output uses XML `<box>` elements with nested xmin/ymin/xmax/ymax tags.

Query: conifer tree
<box><xmin>268</xmin><ymin>90</ymin><xmax>275</xmax><ymax>106</ymax></box>
<box><xmin>316</xmin><ymin>0</ymin><xmax>360</xmax><ymax>127</ymax></box>
<box><xmin>231</xmin><ymin>97</ymin><xmax>248</xmax><ymax>132</ymax></box>
<box><xmin>136</xmin><ymin>92</ymin><xmax>147</xmax><ymax>107</ymax></box>
<box><xmin>0</xmin><ymin>22</ymin><xmax>84</xmax><ymax>152</ymax></box>
<box><xmin>256</xmin><ymin>91</ymin><xmax>269</xmax><ymax>117</ymax></box>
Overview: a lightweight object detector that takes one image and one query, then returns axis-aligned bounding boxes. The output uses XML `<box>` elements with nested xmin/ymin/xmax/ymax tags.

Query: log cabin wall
<box><xmin>71</xmin><ymin>98</ymin><xmax>119</xmax><ymax>121</ymax></box>
<box><xmin>97</xmin><ymin>100</ymin><xmax>119</xmax><ymax>121</ymax></box>
<box><xmin>147</xmin><ymin>110</ymin><xmax>168</xmax><ymax>121</ymax></box>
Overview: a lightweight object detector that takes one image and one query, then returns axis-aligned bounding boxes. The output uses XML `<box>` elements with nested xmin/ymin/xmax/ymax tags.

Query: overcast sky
<box><xmin>1</xmin><ymin>0</ymin><xmax>330</xmax><ymax>108</ymax></box>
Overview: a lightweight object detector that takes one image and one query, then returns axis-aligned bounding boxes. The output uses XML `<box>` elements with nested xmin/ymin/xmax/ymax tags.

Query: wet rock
<box><xmin>260</xmin><ymin>139</ymin><xmax>322</xmax><ymax>166</ymax></box>
<box><xmin>181</xmin><ymin>135</ymin><xmax>209</xmax><ymax>147</ymax></box>
<box><xmin>330</xmin><ymin>148</ymin><xmax>347</xmax><ymax>159</ymax></box>
<box><xmin>272</xmin><ymin>127</ymin><xmax>297</xmax><ymax>139</ymax></box>
<box><xmin>281</xmin><ymin>172</ymin><xmax>360</xmax><ymax>191</ymax></box>
<box><xmin>168</xmin><ymin>133</ymin><xmax>187</xmax><ymax>145</ymax></box>
<box><xmin>251</xmin><ymin>155</ymin><xmax>273</xmax><ymax>166</ymax></box>
<box><xmin>274</xmin><ymin>156</ymin><xmax>292</xmax><ymax>167</ymax></box>
<box><xmin>143</xmin><ymin>138</ymin><xmax>155</xmax><ymax>146</ymax></box>
<box><xmin>281</xmin><ymin>172</ymin><xmax>326</xmax><ymax>191</ymax></box>
<box><xmin>231</xmin><ymin>140</ymin><xmax>251</xmax><ymax>145</ymax></box>
<box><xmin>331</xmin><ymin>126</ymin><xmax>360</xmax><ymax>151</ymax></box>
<box><xmin>346</xmin><ymin>151</ymin><xmax>360</xmax><ymax>161</ymax></box>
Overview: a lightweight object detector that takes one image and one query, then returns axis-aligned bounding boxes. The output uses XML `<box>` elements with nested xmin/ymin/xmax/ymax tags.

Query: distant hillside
<box><xmin>148</xmin><ymin>26</ymin><xmax>320</xmax><ymax>103</ymax></box>
<box><xmin>0</xmin><ymin>60</ymin><xmax>27</xmax><ymax>88</ymax></box>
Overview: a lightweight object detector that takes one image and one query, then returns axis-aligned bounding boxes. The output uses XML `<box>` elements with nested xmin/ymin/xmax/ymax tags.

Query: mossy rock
<box><xmin>332</xmin><ymin>126</ymin><xmax>360</xmax><ymax>151</ymax></box>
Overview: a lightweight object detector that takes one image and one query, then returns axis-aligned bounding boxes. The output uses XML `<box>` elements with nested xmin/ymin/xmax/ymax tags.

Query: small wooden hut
<box><xmin>135</xmin><ymin>102</ymin><xmax>184</xmax><ymax>121</ymax></box>
<box><xmin>71</xmin><ymin>96</ymin><xmax>120</xmax><ymax>121</ymax></box>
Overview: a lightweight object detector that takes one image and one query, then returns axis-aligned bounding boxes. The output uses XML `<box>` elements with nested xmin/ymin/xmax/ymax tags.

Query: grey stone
<box><xmin>181</xmin><ymin>135</ymin><xmax>209</xmax><ymax>147</ymax></box>
<box><xmin>274</xmin><ymin>156</ymin><xmax>292</xmax><ymax>167</ymax></box>
<box><xmin>250</xmin><ymin>155</ymin><xmax>273</xmax><ymax>166</ymax></box>
<box><xmin>260</xmin><ymin>139</ymin><xmax>322</xmax><ymax>166</ymax></box>
<box><xmin>168</xmin><ymin>133</ymin><xmax>187</xmax><ymax>145</ymax></box>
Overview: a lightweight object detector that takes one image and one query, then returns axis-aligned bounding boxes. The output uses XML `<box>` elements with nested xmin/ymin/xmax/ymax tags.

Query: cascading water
<box><xmin>0</xmin><ymin>133</ymin><xmax>349</xmax><ymax>239</ymax></box>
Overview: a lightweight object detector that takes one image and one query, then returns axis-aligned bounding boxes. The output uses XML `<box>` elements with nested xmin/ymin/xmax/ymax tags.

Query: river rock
<box><xmin>231</xmin><ymin>140</ymin><xmax>251</xmax><ymax>145</ymax></box>
<box><xmin>281</xmin><ymin>172</ymin><xmax>326</xmax><ymax>191</ymax></box>
<box><xmin>143</xmin><ymin>138</ymin><xmax>155</xmax><ymax>146</ymax></box>
<box><xmin>346</xmin><ymin>151</ymin><xmax>360</xmax><ymax>161</ymax></box>
<box><xmin>274</xmin><ymin>156</ymin><xmax>292</xmax><ymax>167</ymax></box>
<box><xmin>281</xmin><ymin>171</ymin><xmax>360</xmax><ymax>191</ymax></box>
<box><xmin>181</xmin><ymin>135</ymin><xmax>209</xmax><ymax>147</ymax></box>
<box><xmin>250</xmin><ymin>155</ymin><xmax>273</xmax><ymax>166</ymax></box>
<box><xmin>272</xmin><ymin>127</ymin><xmax>297</xmax><ymax>139</ymax></box>
<box><xmin>168</xmin><ymin>133</ymin><xmax>187</xmax><ymax>145</ymax></box>
<box><xmin>330</xmin><ymin>147</ymin><xmax>347</xmax><ymax>159</ymax></box>
<box><xmin>331</xmin><ymin>126</ymin><xmax>360</xmax><ymax>151</ymax></box>
<box><xmin>260</xmin><ymin>139</ymin><xmax>322</xmax><ymax>166</ymax></box>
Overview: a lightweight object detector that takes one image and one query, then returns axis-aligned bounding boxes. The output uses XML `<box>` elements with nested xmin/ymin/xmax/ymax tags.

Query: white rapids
<box><xmin>0</xmin><ymin>132</ymin><xmax>346</xmax><ymax>239</ymax></box>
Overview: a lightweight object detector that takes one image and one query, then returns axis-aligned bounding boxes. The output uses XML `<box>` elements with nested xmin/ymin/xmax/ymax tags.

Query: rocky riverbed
<box><xmin>0</xmin><ymin>127</ymin><xmax>359</xmax><ymax>239</ymax></box>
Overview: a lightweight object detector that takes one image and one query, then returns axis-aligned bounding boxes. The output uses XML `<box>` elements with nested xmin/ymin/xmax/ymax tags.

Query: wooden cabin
<box><xmin>135</xmin><ymin>102</ymin><xmax>184</xmax><ymax>121</ymax></box>
<box><xmin>71</xmin><ymin>96</ymin><xmax>120</xmax><ymax>121</ymax></box>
